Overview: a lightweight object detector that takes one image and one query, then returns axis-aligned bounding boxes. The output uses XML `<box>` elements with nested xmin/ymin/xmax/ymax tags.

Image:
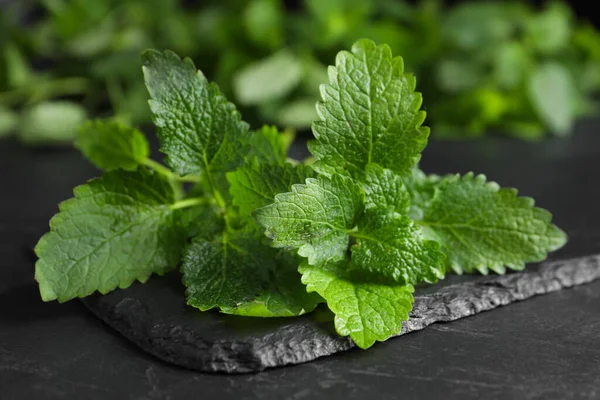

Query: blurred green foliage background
<box><xmin>1</xmin><ymin>0</ymin><xmax>600</xmax><ymax>145</ymax></box>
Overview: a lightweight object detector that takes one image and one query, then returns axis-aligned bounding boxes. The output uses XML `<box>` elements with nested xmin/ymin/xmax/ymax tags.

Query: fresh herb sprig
<box><xmin>35</xmin><ymin>40</ymin><xmax>566</xmax><ymax>348</ymax></box>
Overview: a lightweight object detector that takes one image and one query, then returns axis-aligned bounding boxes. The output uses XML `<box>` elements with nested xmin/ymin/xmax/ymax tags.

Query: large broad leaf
<box><xmin>35</xmin><ymin>169</ymin><xmax>185</xmax><ymax>302</ymax></box>
<box><xmin>300</xmin><ymin>260</ymin><xmax>414</xmax><ymax>349</ymax></box>
<box><xmin>143</xmin><ymin>50</ymin><xmax>249</xmax><ymax>176</ymax></box>
<box><xmin>309</xmin><ymin>39</ymin><xmax>430</xmax><ymax>179</ymax></box>
<box><xmin>419</xmin><ymin>173</ymin><xmax>567</xmax><ymax>274</ymax></box>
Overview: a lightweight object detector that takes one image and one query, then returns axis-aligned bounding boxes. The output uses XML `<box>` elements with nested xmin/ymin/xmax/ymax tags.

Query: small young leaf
<box><xmin>75</xmin><ymin>120</ymin><xmax>149</xmax><ymax>171</ymax></box>
<box><xmin>363</xmin><ymin>164</ymin><xmax>410</xmax><ymax>213</ymax></box>
<box><xmin>419</xmin><ymin>173</ymin><xmax>567</xmax><ymax>275</ymax></box>
<box><xmin>247</xmin><ymin>125</ymin><xmax>294</xmax><ymax>165</ymax></box>
<box><xmin>309</xmin><ymin>39</ymin><xmax>430</xmax><ymax>179</ymax></box>
<box><xmin>254</xmin><ymin>174</ymin><xmax>363</xmax><ymax>265</ymax></box>
<box><xmin>402</xmin><ymin>168</ymin><xmax>441</xmax><ymax>220</ymax></box>
<box><xmin>143</xmin><ymin>50</ymin><xmax>249</xmax><ymax>176</ymax></box>
<box><xmin>221</xmin><ymin>252</ymin><xmax>323</xmax><ymax>317</ymax></box>
<box><xmin>180</xmin><ymin>201</ymin><xmax>223</xmax><ymax>239</ymax></box>
<box><xmin>35</xmin><ymin>169</ymin><xmax>186</xmax><ymax>302</ymax></box>
<box><xmin>299</xmin><ymin>260</ymin><xmax>414</xmax><ymax>349</ymax></box>
<box><xmin>228</xmin><ymin>162</ymin><xmax>314</xmax><ymax>219</ymax></box>
<box><xmin>352</xmin><ymin>208</ymin><xmax>446</xmax><ymax>284</ymax></box>
<box><xmin>182</xmin><ymin>232</ymin><xmax>274</xmax><ymax>311</ymax></box>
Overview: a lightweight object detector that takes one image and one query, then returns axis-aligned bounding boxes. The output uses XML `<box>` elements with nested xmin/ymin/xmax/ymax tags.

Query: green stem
<box><xmin>203</xmin><ymin>160</ymin><xmax>227</xmax><ymax>209</ymax></box>
<box><xmin>142</xmin><ymin>158</ymin><xmax>201</xmax><ymax>182</ymax></box>
<box><xmin>143</xmin><ymin>158</ymin><xmax>174</xmax><ymax>177</ymax></box>
<box><xmin>170</xmin><ymin>197</ymin><xmax>213</xmax><ymax>210</ymax></box>
<box><xmin>178</xmin><ymin>175</ymin><xmax>202</xmax><ymax>183</ymax></box>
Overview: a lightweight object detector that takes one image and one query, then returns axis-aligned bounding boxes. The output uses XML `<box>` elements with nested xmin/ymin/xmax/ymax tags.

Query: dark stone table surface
<box><xmin>1</xmin><ymin>121</ymin><xmax>599</xmax><ymax>399</ymax></box>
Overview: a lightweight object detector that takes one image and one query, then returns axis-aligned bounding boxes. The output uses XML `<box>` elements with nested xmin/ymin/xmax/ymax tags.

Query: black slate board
<box><xmin>80</xmin><ymin>255</ymin><xmax>600</xmax><ymax>373</ymax></box>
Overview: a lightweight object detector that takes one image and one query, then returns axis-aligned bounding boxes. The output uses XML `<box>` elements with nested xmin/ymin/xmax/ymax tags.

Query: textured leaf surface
<box><xmin>300</xmin><ymin>260</ymin><xmax>414</xmax><ymax>349</ymax></box>
<box><xmin>254</xmin><ymin>174</ymin><xmax>363</xmax><ymax>265</ymax></box>
<box><xmin>247</xmin><ymin>125</ymin><xmax>294</xmax><ymax>165</ymax></box>
<box><xmin>352</xmin><ymin>209</ymin><xmax>446</xmax><ymax>284</ymax></box>
<box><xmin>228</xmin><ymin>163</ymin><xmax>314</xmax><ymax>219</ymax></box>
<box><xmin>76</xmin><ymin>120</ymin><xmax>149</xmax><ymax>171</ymax></box>
<box><xmin>403</xmin><ymin>168</ymin><xmax>442</xmax><ymax>220</ymax></box>
<box><xmin>309</xmin><ymin>39</ymin><xmax>430</xmax><ymax>178</ymax></box>
<box><xmin>182</xmin><ymin>232</ymin><xmax>273</xmax><ymax>311</ymax></box>
<box><xmin>221</xmin><ymin>252</ymin><xmax>323</xmax><ymax>317</ymax></box>
<box><xmin>419</xmin><ymin>173</ymin><xmax>567</xmax><ymax>274</ymax></box>
<box><xmin>143</xmin><ymin>50</ymin><xmax>249</xmax><ymax>176</ymax></box>
<box><xmin>363</xmin><ymin>164</ymin><xmax>409</xmax><ymax>213</ymax></box>
<box><xmin>35</xmin><ymin>169</ymin><xmax>185</xmax><ymax>302</ymax></box>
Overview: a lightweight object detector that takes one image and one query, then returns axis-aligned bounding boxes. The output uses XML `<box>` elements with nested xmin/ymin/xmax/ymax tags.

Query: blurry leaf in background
<box><xmin>528</xmin><ymin>62</ymin><xmax>576</xmax><ymax>136</ymax></box>
<box><xmin>298</xmin><ymin>54</ymin><xmax>329</xmax><ymax>95</ymax></box>
<box><xmin>2</xmin><ymin>0</ymin><xmax>600</xmax><ymax>142</ymax></box>
<box><xmin>233</xmin><ymin>49</ymin><xmax>303</xmax><ymax>106</ymax></box>
<box><xmin>436</xmin><ymin>58</ymin><xmax>483</xmax><ymax>93</ymax></box>
<box><xmin>19</xmin><ymin>101</ymin><xmax>87</xmax><ymax>145</ymax></box>
<box><xmin>4</xmin><ymin>43</ymin><xmax>34</xmax><ymax>88</ymax></box>
<box><xmin>526</xmin><ymin>2</ymin><xmax>571</xmax><ymax>55</ymax></box>
<box><xmin>244</xmin><ymin>0</ymin><xmax>283</xmax><ymax>50</ymax></box>
<box><xmin>274</xmin><ymin>98</ymin><xmax>318</xmax><ymax>129</ymax></box>
<box><xmin>304</xmin><ymin>0</ymin><xmax>375</xmax><ymax>46</ymax></box>
<box><xmin>493</xmin><ymin>41</ymin><xmax>530</xmax><ymax>90</ymax></box>
<box><xmin>442</xmin><ymin>2</ymin><xmax>516</xmax><ymax>50</ymax></box>
<box><xmin>0</xmin><ymin>106</ymin><xmax>18</xmax><ymax>138</ymax></box>
<box><xmin>75</xmin><ymin>120</ymin><xmax>149</xmax><ymax>171</ymax></box>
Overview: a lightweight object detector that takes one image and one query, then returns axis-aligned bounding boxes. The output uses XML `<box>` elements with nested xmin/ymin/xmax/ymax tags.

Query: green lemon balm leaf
<box><xmin>75</xmin><ymin>120</ymin><xmax>149</xmax><ymax>171</ymax></box>
<box><xmin>182</xmin><ymin>232</ymin><xmax>273</xmax><ymax>311</ymax></box>
<box><xmin>142</xmin><ymin>49</ymin><xmax>249</xmax><ymax>176</ymax></box>
<box><xmin>352</xmin><ymin>209</ymin><xmax>446</xmax><ymax>284</ymax></box>
<box><xmin>419</xmin><ymin>173</ymin><xmax>568</xmax><ymax>275</ymax></box>
<box><xmin>228</xmin><ymin>162</ymin><xmax>314</xmax><ymax>219</ymax></box>
<box><xmin>363</xmin><ymin>164</ymin><xmax>410</xmax><ymax>213</ymax></box>
<box><xmin>254</xmin><ymin>174</ymin><xmax>363</xmax><ymax>265</ymax></box>
<box><xmin>299</xmin><ymin>260</ymin><xmax>414</xmax><ymax>349</ymax></box>
<box><xmin>221</xmin><ymin>252</ymin><xmax>323</xmax><ymax>317</ymax></box>
<box><xmin>35</xmin><ymin>169</ymin><xmax>186</xmax><ymax>302</ymax></box>
<box><xmin>403</xmin><ymin>167</ymin><xmax>442</xmax><ymax>220</ymax></box>
<box><xmin>247</xmin><ymin>125</ymin><xmax>295</xmax><ymax>165</ymax></box>
<box><xmin>309</xmin><ymin>39</ymin><xmax>430</xmax><ymax>179</ymax></box>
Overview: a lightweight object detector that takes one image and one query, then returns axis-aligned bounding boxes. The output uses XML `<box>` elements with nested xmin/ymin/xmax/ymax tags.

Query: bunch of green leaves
<box><xmin>0</xmin><ymin>3</ymin><xmax>88</xmax><ymax>143</ymax></box>
<box><xmin>34</xmin><ymin>48</ymin><xmax>322</xmax><ymax>319</ymax></box>
<box><xmin>3</xmin><ymin>0</ymin><xmax>600</xmax><ymax>143</ymax></box>
<box><xmin>232</xmin><ymin>0</ymin><xmax>600</xmax><ymax>138</ymax></box>
<box><xmin>35</xmin><ymin>39</ymin><xmax>566</xmax><ymax>349</ymax></box>
<box><xmin>0</xmin><ymin>0</ymin><xmax>252</xmax><ymax>143</ymax></box>
<box><xmin>428</xmin><ymin>1</ymin><xmax>600</xmax><ymax>138</ymax></box>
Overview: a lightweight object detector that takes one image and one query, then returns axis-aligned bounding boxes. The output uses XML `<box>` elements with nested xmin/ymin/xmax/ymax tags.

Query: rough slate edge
<box><xmin>81</xmin><ymin>255</ymin><xmax>600</xmax><ymax>374</ymax></box>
